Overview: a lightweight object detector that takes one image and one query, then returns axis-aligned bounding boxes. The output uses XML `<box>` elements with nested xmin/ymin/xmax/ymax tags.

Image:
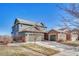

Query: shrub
<box><xmin>0</xmin><ymin>35</ymin><xmax>13</xmax><ymax>45</ymax></box>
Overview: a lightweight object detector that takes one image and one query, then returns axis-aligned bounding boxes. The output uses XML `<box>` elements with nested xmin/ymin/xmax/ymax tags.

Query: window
<box><xmin>21</xmin><ymin>24</ymin><xmax>22</xmax><ymax>27</ymax></box>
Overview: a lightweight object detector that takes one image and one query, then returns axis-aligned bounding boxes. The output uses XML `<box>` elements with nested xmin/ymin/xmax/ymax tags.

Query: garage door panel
<box><xmin>28</xmin><ymin>34</ymin><xmax>43</xmax><ymax>41</ymax></box>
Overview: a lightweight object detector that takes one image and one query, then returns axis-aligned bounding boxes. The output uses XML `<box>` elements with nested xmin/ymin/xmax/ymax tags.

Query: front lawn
<box><xmin>0</xmin><ymin>46</ymin><xmax>41</xmax><ymax>56</ymax></box>
<box><xmin>0</xmin><ymin>46</ymin><xmax>28</xmax><ymax>56</ymax></box>
<box><xmin>22</xmin><ymin>43</ymin><xmax>59</xmax><ymax>56</ymax></box>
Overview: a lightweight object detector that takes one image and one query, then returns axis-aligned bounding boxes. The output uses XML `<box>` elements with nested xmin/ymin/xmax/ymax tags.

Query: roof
<box><xmin>14</xmin><ymin>18</ymin><xmax>46</xmax><ymax>27</ymax></box>
<box><xmin>48</xmin><ymin>29</ymin><xmax>59</xmax><ymax>33</ymax></box>
<box><xmin>20</xmin><ymin>30</ymin><xmax>46</xmax><ymax>33</ymax></box>
<box><xmin>71</xmin><ymin>28</ymin><xmax>79</xmax><ymax>32</ymax></box>
<box><xmin>19</xmin><ymin>25</ymin><xmax>46</xmax><ymax>33</ymax></box>
<box><xmin>48</xmin><ymin>28</ymin><xmax>71</xmax><ymax>33</ymax></box>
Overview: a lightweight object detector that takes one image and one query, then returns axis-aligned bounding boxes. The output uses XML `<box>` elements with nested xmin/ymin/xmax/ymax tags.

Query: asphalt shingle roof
<box><xmin>16</xmin><ymin>18</ymin><xmax>44</xmax><ymax>27</ymax></box>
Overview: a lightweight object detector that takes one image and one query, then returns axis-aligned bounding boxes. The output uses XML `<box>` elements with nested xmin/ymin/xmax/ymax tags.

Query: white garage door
<box><xmin>28</xmin><ymin>34</ymin><xmax>43</xmax><ymax>42</ymax></box>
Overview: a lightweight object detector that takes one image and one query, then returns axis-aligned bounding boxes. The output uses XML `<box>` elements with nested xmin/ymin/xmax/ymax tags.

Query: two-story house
<box><xmin>11</xmin><ymin>18</ymin><xmax>47</xmax><ymax>42</ymax></box>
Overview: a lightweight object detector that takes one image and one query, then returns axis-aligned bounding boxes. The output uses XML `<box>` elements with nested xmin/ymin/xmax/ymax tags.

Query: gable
<box><xmin>14</xmin><ymin>18</ymin><xmax>19</xmax><ymax>25</ymax></box>
<box><xmin>48</xmin><ymin>29</ymin><xmax>59</xmax><ymax>34</ymax></box>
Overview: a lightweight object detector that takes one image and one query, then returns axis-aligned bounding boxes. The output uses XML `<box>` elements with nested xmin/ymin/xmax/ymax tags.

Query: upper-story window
<box><xmin>21</xmin><ymin>24</ymin><xmax>22</xmax><ymax>27</ymax></box>
<box><xmin>19</xmin><ymin>24</ymin><xmax>22</xmax><ymax>28</ymax></box>
<box><xmin>15</xmin><ymin>25</ymin><xmax>18</xmax><ymax>31</ymax></box>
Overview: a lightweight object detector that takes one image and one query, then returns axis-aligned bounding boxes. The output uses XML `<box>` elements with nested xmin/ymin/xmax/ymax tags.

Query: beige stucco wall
<box><xmin>71</xmin><ymin>33</ymin><xmax>78</xmax><ymax>41</ymax></box>
<box><xmin>58</xmin><ymin>33</ymin><xmax>66</xmax><ymax>41</ymax></box>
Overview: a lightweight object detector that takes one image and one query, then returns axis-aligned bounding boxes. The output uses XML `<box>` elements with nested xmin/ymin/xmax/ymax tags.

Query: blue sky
<box><xmin>0</xmin><ymin>3</ymin><xmax>73</xmax><ymax>35</ymax></box>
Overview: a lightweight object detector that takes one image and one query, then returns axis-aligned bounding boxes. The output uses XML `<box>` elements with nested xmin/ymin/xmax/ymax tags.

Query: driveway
<box><xmin>36</xmin><ymin>41</ymin><xmax>79</xmax><ymax>56</ymax></box>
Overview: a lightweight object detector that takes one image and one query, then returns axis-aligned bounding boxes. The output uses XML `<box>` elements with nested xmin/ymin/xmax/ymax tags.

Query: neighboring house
<box><xmin>71</xmin><ymin>29</ymin><xmax>79</xmax><ymax>41</ymax></box>
<box><xmin>48</xmin><ymin>29</ymin><xmax>68</xmax><ymax>41</ymax></box>
<box><xmin>11</xmin><ymin>18</ymin><xmax>47</xmax><ymax>42</ymax></box>
<box><xmin>48</xmin><ymin>28</ymin><xmax>79</xmax><ymax>41</ymax></box>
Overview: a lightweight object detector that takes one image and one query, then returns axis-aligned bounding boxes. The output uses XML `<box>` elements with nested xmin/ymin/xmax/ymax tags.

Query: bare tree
<box><xmin>58</xmin><ymin>14</ymin><xmax>72</xmax><ymax>29</ymax></box>
<box><xmin>57</xmin><ymin>4</ymin><xmax>79</xmax><ymax>28</ymax></box>
<box><xmin>58</xmin><ymin>4</ymin><xmax>79</xmax><ymax>18</ymax></box>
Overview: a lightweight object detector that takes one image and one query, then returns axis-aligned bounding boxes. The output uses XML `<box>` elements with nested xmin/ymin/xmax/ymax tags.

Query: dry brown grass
<box><xmin>22</xmin><ymin>43</ymin><xmax>59</xmax><ymax>56</ymax></box>
<box><xmin>61</xmin><ymin>41</ymin><xmax>79</xmax><ymax>47</ymax></box>
<box><xmin>0</xmin><ymin>46</ymin><xmax>26</xmax><ymax>56</ymax></box>
<box><xmin>0</xmin><ymin>46</ymin><xmax>37</xmax><ymax>56</ymax></box>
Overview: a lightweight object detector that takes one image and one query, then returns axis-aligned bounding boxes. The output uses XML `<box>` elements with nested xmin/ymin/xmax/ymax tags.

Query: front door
<box><xmin>50</xmin><ymin>35</ymin><xmax>56</xmax><ymax>41</ymax></box>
